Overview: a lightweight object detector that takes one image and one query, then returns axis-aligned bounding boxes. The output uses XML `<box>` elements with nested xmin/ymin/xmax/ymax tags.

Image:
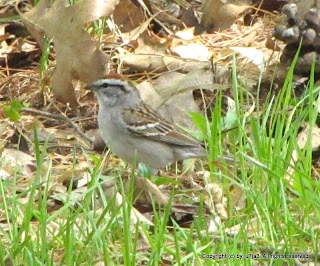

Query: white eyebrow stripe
<box><xmin>94</xmin><ymin>79</ymin><xmax>128</xmax><ymax>87</ymax></box>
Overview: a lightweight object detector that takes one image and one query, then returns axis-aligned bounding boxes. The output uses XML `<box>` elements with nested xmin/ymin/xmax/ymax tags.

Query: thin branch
<box><xmin>21</xmin><ymin>107</ymin><xmax>94</xmax><ymax>145</ymax></box>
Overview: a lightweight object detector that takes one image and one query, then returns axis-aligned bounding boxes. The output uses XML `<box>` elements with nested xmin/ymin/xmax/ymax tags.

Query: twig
<box><xmin>21</xmin><ymin>107</ymin><xmax>94</xmax><ymax>145</ymax></box>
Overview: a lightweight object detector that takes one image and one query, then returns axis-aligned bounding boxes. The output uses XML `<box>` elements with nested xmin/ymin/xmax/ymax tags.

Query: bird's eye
<box><xmin>101</xmin><ymin>85</ymin><xmax>126</xmax><ymax>98</ymax></box>
<box><xmin>101</xmin><ymin>82</ymin><xmax>111</xmax><ymax>88</ymax></box>
<box><xmin>101</xmin><ymin>83</ymin><xmax>127</xmax><ymax>92</ymax></box>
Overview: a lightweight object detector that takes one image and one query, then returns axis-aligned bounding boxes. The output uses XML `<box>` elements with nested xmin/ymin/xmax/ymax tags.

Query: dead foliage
<box><xmin>1</xmin><ymin>0</ymin><xmax>320</xmax><ymax>264</ymax></box>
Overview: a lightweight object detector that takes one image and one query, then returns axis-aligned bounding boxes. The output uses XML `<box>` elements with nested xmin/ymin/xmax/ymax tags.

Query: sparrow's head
<box><xmin>85</xmin><ymin>74</ymin><xmax>141</xmax><ymax>108</ymax></box>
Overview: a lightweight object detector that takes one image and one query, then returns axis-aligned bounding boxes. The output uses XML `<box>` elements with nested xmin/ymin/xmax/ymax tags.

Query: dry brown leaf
<box><xmin>137</xmin><ymin>71</ymin><xmax>221</xmax><ymax>129</ymax></box>
<box><xmin>57</xmin><ymin>161</ymin><xmax>90</xmax><ymax>186</ymax></box>
<box><xmin>200</xmin><ymin>0</ymin><xmax>250</xmax><ymax>33</ymax></box>
<box><xmin>112</xmin><ymin>0</ymin><xmax>144</xmax><ymax>33</ymax></box>
<box><xmin>0</xmin><ymin>0</ymin><xmax>32</xmax><ymax>18</ymax></box>
<box><xmin>208</xmin><ymin>216</ymin><xmax>222</xmax><ymax>232</ymax></box>
<box><xmin>20</xmin><ymin>0</ymin><xmax>119</xmax><ymax>106</ymax></box>
<box><xmin>171</xmin><ymin>43</ymin><xmax>211</xmax><ymax>61</ymax></box>
<box><xmin>135</xmin><ymin>69</ymin><xmax>230</xmax><ymax>129</ymax></box>
<box><xmin>101</xmin><ymin>181</ymin><xmax>153</xmax><ymax>225</ymax></box>
<box><xmin>297</xmin><ymin>125</ymin><xmax>320</xmax><ymax>150</ymax></box>
<box><xmin>161</xmin><ymin>92</ymin><xmax>200</xmax><ymax>130</ymax></box>
<box><xmin>175</xmin><ymin>28</ymin><xmax>196</xmax><ymax>41</ymax></box>
<box><xmin>0</xmin><ymin>120</ymin><xmax>8</xmax><ymax>137</ymax></box>
<box><xmin>285</xmin><ymin>125</ymin><xmax>320</xmax><ymax>182</ymax></box>
<box><xmin>130</xmin><ymin>176</ymin><xmax>168</xmax><ymax>205</ymax></box>
<box><xmin>1</xmin><ymin>148</ymin><xmax>36</xmax><ymax>178</ymax></box>
<box><xmin>205</xmin><ymin>183</ymin><xmax>228</xmax><ymax>220</ymax></box>
<box><xmin>120</xmin><ymin>18</ymin><xmax>154</xmax><ymax>43</ymax></box>
<box><xmin>51</xmin><ymin>186</ymin><xmax>88</xmax><ymax>203</ymax></box>
<box><xmin>229</xmin><ymin>46</ymin><xmax>265</xmax><ymax>70</ymax></box>
<box><xmin>225</xmin><ymin>217</ymin><xmax>260</xmax><ymax>238</ymax></box>
<box><xmin>121</xmin><ymin>54</ymin><xmax>209</xmax><ymax>73</ymax></box>
<box><xmin>229</xmin><ymin>184</ymin><xmax>246</xmax><ymax>211</ymax></box>
<box><xmin>133</xmin><ymin>31</ymin><xmax>167</xmax><ymax>55</ymax></box>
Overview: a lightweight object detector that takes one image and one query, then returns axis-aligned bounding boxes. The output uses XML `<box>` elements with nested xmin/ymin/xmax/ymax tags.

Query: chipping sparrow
<box><xmin>85</xmin><ymin>74</ymin><xmax>207</xmax><ymax>169</ymax></box>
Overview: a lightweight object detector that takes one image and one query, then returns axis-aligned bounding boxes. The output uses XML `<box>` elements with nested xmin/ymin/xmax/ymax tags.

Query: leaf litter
<box><xmin>1</xmin><ymin>0</ymin><xmax>319</xmax><ymax>263</ymax></box>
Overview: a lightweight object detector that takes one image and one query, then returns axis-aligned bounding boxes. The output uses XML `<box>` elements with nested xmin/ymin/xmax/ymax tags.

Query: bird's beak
<box><xmin>85</xmin><ymin>83</ymin><xmax>98</xmax><ymax>91</ymax></box>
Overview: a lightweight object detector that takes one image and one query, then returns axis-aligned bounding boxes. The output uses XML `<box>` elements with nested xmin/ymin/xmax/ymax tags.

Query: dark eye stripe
<box><xmin>101</xmin><ymin>83</ymin><xmax>128</xmax><ymax>93</ymax></box>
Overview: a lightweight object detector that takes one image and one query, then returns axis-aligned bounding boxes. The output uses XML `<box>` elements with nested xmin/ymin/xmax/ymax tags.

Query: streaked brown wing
<box><xmin>122</xmin><ymin>103</ymin><xmax>202</xmax><ymax>147</ymax></box>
